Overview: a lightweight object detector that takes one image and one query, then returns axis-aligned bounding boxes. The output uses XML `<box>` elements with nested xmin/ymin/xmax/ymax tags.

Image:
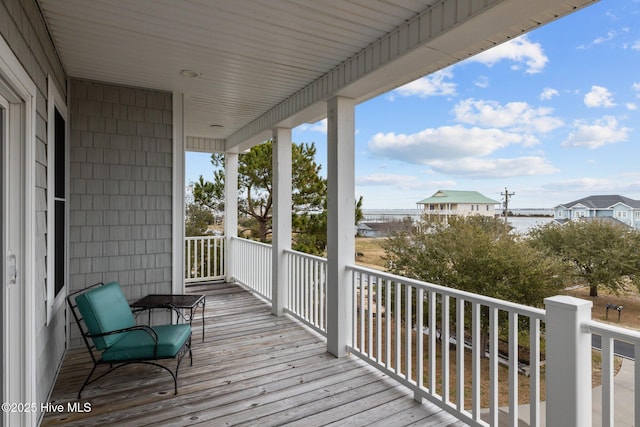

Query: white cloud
<box><xmin>355</xmin><ymin>173</ymin><xmax>454</xmax><ymax>191</ymax></box>
<box><xmin>539</xmin><ymin>88</ymin><xmax>559</xmax><ymax>100</ymax></box>
<box><xmin>453</xmin><ymin>99</ymin><xmax>563</xmax><ymax>134</ymax></box>
<box><xmin>468</xmin><ymin>35</ymin><xmax>548</xmax><ymax>74</ymax></box>
<box><xmin>584</xmin><ymin>85</ymin><xmax>616</xmax><ymax>108</ymax></box>
<box><xmin>593</xmin><ymin>30</ymin><xmax>617</xmax><ymax>45</ymax></box>
<box><xmin>627</xmin><ymin>103</ymin><xmax>637</xmax><ymax>111</ymax></box>
<box><xmin>561</xmin><ymin>116</ymin><xmax>630</xmax><ymax>149</ymax></box>
<box><xmin>426</xmin><ymin>157</ymin><xmax>557</xmax><ymax>178</ymax></box>
<box><xmin>297</xmin><ymin>119</ymin><xmax>327</xmax><ymax>133</ymax></box>
<box><xmin>369</xmin><ymin>126</ymin><xmax>538</xmax><ymax>164</ymax></box>
<box><xmin>580</xmin><ymin>30</ymin><xmax>620</xmax><ymax>50</ymax></box>
<box><xmin>633</xmin><ymin>82</ymin><xmax>640</xmax><ymax>97</ymax></box>
<box><xmin>394</xmin><ymin>69</ymin><xmax>456</xmax><ymax>98</ymax></box>
<box><xmin>543</xmin><ymin>176</ymin><xmax>640</xmax><ymax>195</ymax></box>
<box><xmin>356</xmin><ymin>173</ymin><xmax>418</xmax><ymax>188</ymax></box>
<box><xmin>474</xmin><ymin>76</ymin><xmax>489</xmax><ymax>88</ymax></box>
<box><xmin>632</xmin><ymin>40</ymin><xmax>640</xmax><ymax>51</ymax></box>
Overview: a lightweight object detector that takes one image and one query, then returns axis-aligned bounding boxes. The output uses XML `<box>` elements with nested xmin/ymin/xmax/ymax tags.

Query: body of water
<box><xmin>505</xmin><ymin>216</ymin><xmax>555</xmax><ymax>234</ymax></box>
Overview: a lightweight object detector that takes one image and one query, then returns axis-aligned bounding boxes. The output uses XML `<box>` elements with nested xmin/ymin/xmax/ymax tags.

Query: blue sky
<box><xmin>187</xmin><ymin>0</ymin><xmax>640</xmax><ymax>210</ymax></box>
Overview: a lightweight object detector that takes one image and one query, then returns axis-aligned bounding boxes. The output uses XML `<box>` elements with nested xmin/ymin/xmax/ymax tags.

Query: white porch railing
<box><xmin>582</xmin><ymin>320</ymin><xmax>640</xmax><ymax>427</ymax></box>
<box><xmin>228</xmin><ymin>241</ymin><xmax>640</xmax><ymax>426</ymax></box>
<box><xmin>285</xmin><ymin>249</ymin><xmax>327</xmax><ymax>336</ymax></box>
<box><xmin>347</xmin><ymin>265</ymin><xmax>545</xmax><ymax>427</ymax></box>
<box><xmin>230</xmin><ymin>237</ymin><xmax>272</xmax><ymax>302</ymax></box>
<box><xmin>184</xmin><ymin>236</ymin><xmax>225</xmax><ymax>283</ymax></box>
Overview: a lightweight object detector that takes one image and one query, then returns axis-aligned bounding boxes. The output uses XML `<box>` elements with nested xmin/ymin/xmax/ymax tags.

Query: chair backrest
<box><xmin>74</xmin><ymin>281</ymin><xmax>135</xmax><ymax>350</ymax></box>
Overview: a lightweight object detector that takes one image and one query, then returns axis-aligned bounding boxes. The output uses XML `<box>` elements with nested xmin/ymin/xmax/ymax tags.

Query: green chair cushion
<box><xmin>75</xmin><ymin>281</ymin><xmax>135</xmax><ymax>350</ymax></box>
<box><xmin>102</xmin><ymin>324</ymin><xmax>192</xmax><ymax>361</ymax></box>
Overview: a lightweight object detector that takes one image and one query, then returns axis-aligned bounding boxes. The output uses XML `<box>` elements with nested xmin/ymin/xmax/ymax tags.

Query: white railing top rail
<box><xmin>230</xmin><ymin>236</ymin><xmax>272</xmax><ymax>249</ymax></box>
<box><xmin>185</xmin><ymin>235</ymin><xmax>224</xmax><ymax>240</ymax></box>
<box><xmin>582</xmin><ymin>319</ymin><xmax>640</xmax><ymax>345</ymax></box>
<box><xmin>284</xmin><ymin>248</ymin><xmax>327</xmax><ymax>263</ymax></box>
<box><xmin>347</xmin><ymin>264</ymin><xmax>546</xmax><ymax>321</ymax></box>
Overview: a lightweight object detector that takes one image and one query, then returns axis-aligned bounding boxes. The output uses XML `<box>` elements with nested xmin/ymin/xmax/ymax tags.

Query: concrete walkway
<box><xmin>591</xmin><ymin>358</ymin><xmax>635</xmax><ymax>427</ymax></box>
<box><xmin>484</xmin><ymin>359</ymin><xmax>635</xmax><ymax>426</ymax></box>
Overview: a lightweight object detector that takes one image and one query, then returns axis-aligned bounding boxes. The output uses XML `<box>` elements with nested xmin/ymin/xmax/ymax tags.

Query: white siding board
<box><xmin>0</xmin><ymin>0</ymin><xmax>67</xmax><ymax>419</ymax></box>
<box><xmin>185</xmin><ymin>137</ymin><xmax>225</xmax><ymax>153</ymax></box>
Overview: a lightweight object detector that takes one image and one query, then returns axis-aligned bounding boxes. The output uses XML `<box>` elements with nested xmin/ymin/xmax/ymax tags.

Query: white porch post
<box><xmin>544</xmin><ymin>295</ymin><xmax>593</xmax><ymax>427</ymax></box>
<box><xmin>271</xmin><ymin>128</ymin><xmax>292</xmax><ymax>316</ymax></box>
<box><xmin>172</xmin><ymin>92</ymin><xmax>185</xmax><ymax>294</ymax></box>
<box><xmin>224</xmin><ymin>152</ymin><xmax>239</xmax><ymax>282</ymax></box>
<box><xmin>326</xmin><ymin>96</ymin><xmax>355</xmax><ymax>357</ymax></box>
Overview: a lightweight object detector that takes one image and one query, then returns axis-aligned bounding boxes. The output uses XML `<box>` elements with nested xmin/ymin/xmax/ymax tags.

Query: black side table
<box><xmin>131</xmin><ymin>294</ymin><xmax>206</xmax><ymax>342</ymax></box>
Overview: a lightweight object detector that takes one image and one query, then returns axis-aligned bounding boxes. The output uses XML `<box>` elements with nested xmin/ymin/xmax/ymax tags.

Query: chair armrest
<box><xmin>86</xmin><ymin>325</ymin><xmax>158</xmax><ymax>344</ymax></box>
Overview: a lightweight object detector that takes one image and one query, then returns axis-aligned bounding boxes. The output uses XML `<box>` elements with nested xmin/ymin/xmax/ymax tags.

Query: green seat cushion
<box><xmin>102</xmin><ymin>324</ymin><xmax>192</xmax><ymax>362</ymax></box>
<box><xmin>75</xmin><ymin>281</ymin><xmax>135</xmax><ymax>350</ymax></box>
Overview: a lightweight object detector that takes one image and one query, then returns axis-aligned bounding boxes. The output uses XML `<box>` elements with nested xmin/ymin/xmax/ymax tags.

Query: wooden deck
<box><xmin>42</xmin><ymin>282</ymin><xmax>466</xmax><ymax>426</ymax></box>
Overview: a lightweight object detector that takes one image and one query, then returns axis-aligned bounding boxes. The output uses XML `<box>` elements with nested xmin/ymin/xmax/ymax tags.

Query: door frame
<box><xmin>0</xmin><ymin>34</ymin><xmax>38</xmax><ymax>427</ymax></box>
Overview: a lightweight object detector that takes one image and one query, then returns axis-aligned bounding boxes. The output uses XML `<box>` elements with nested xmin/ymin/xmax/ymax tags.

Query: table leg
<box><xmin>201</xmin><ymin>297</ymin><xmax>206</xmax><ymax>342</ymax></box>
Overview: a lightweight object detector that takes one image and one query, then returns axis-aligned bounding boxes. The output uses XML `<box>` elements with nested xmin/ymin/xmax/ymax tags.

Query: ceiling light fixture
<box><xmin>180</xmin><ymin>69</ymin><xmax>199</xmax><ymax>78</ymax></box>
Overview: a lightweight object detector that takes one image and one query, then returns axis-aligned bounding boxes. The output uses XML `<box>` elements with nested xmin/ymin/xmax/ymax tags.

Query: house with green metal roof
<box><xmin>416</xmin><ymin>190</ymin><xmax>499</xmax><ymax>218</ymax></box>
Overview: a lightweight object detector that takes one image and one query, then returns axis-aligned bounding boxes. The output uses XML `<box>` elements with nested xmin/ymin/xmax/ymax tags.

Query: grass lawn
<box><xmin>355</xmin><ymin>237</ymin><xmax>387</xmax><ymax>269</ymax></box>
<box><xmin>566</xmin><ymin>285</ymin><xmax>640</xmax><ymax>331</ymax></box>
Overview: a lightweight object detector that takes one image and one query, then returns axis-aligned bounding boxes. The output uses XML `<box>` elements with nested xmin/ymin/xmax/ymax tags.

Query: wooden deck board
<box><xmin>42</xmin><ymin>282</ymin><xmax>466</xmax><ymax>426</ymax></box>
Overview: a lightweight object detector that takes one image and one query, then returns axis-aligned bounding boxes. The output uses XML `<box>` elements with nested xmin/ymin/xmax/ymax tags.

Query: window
<box><xmin>616</xmin><ymin>211</ymin><xmax>628</xmax><ymax>219</ymax></box>
<box><xmin>47</xmin><ymin>78</ymin><xmax>67</xmax><ymax>323</ymax></box>
<box><xmin>53</xmin><ymin>109</ymin><xmax>65</xmax><ymax>297</ymax></box>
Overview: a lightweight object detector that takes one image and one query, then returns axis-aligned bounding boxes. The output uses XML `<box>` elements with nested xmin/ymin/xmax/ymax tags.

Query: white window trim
<box><xmin>46</xmin><ymin>77</ymin><xmax>68</xmax><ymax>324</ymax></box>
<box><xmin>0</xmin><ymin>33</ymin><xmax>38</xmax><ymax>427</ymax></box>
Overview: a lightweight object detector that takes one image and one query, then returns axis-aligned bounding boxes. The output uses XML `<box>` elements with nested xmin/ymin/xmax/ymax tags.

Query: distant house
<box><xmin>554</xmin><ymin>195</ymin><xmax>640</xmax><ymax>228</ymax></box>
<box><xmin>356</xmin><ymin>220</ymin><xmax>414</xmax><ymax>238</ymax></box>
<box><xmin>416</xmin><ymin>190</ymin><xmax>499</xmax><ymax>218</ymax></box>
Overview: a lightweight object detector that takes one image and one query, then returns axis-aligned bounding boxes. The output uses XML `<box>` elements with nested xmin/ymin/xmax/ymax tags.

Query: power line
<box><xmin>501</xmin><ymin>187</ymin><xmax>515</xmax><ymax>229</ymax></box>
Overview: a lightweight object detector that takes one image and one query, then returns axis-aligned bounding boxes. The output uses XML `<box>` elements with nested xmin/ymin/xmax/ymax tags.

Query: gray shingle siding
<box><xmin>68</xmin><ymin>79</ymin><xmax>173</xmax><ymax>348</ymax></box>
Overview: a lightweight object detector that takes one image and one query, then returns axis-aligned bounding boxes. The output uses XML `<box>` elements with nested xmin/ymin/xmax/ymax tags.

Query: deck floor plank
<box><xmin>42</xmin><ymin>283</ymin><xmax>465</xmax><ymax>427</ymax></box>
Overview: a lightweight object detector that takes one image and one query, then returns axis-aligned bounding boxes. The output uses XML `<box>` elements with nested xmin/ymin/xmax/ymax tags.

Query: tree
<box><xmin>382</xmin><ymin>215</ymin><xmax>568</xmax><ymax>356</ymax></box>
<box><xmin>383</xmin><ymin>215</ymin><xmax>567</xmax><ymax>306</ymax></box>
<box><xmin>529</xmin><ymin>219</ymin><xmax>640</xmax><ymax>296</ymax></box>
<box><xmin>193</xmin><ymin>140</ymin><xmax>362</xmax><ymax>255</ymax></box>
<box><xmin>184</xmin><ymin>202</ymin><xmax>216</xmax><ymax>237</ymax></box>
<box><xmin>194</xmin><ymin>140</ymin><xmax>325</xmax><ymax>242</ymax></box>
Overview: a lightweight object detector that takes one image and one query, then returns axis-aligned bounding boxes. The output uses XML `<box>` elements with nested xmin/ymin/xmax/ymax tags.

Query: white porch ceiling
<box><xmin>37</xmin><ymin>0</ymin><xmax>598</xmax><ymax>151</ymax></box>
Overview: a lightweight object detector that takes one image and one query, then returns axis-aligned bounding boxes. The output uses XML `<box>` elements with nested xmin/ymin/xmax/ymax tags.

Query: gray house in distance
<box><xmin>554</xmin><ymin>195</ymin><xmax>640</xmax><ymax>228</ymax></box>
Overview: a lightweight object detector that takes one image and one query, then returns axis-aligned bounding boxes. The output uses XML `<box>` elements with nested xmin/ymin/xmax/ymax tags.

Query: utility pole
<box><xmin>501</xmin><ymin>187</ymin><xmax>515</xmax><ymax>230</ymax></box>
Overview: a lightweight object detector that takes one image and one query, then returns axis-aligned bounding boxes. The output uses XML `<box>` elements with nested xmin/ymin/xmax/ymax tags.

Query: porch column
<box><xmin>544</xmin><ymin>295</ymin><xmax>593</xmax><ymax>427</ymax></box>
<box><xmin>172</xmin><ymin>92</ymin><xmax>185</xmax><ymax>293</ymax></box>
<box><xmin>271</xmin><ymin>127</ymin><xmax>292</xmax><ymax>316</ymax></box>
<box><xmin>224</xmin><ymin>152</ymin><xmax>239</xmax><ymax>282</ymax></box>
<box><xmin>326</xmin><ymin>96</ymin><xmax>355</xmax><ymax>357</ymax></box>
